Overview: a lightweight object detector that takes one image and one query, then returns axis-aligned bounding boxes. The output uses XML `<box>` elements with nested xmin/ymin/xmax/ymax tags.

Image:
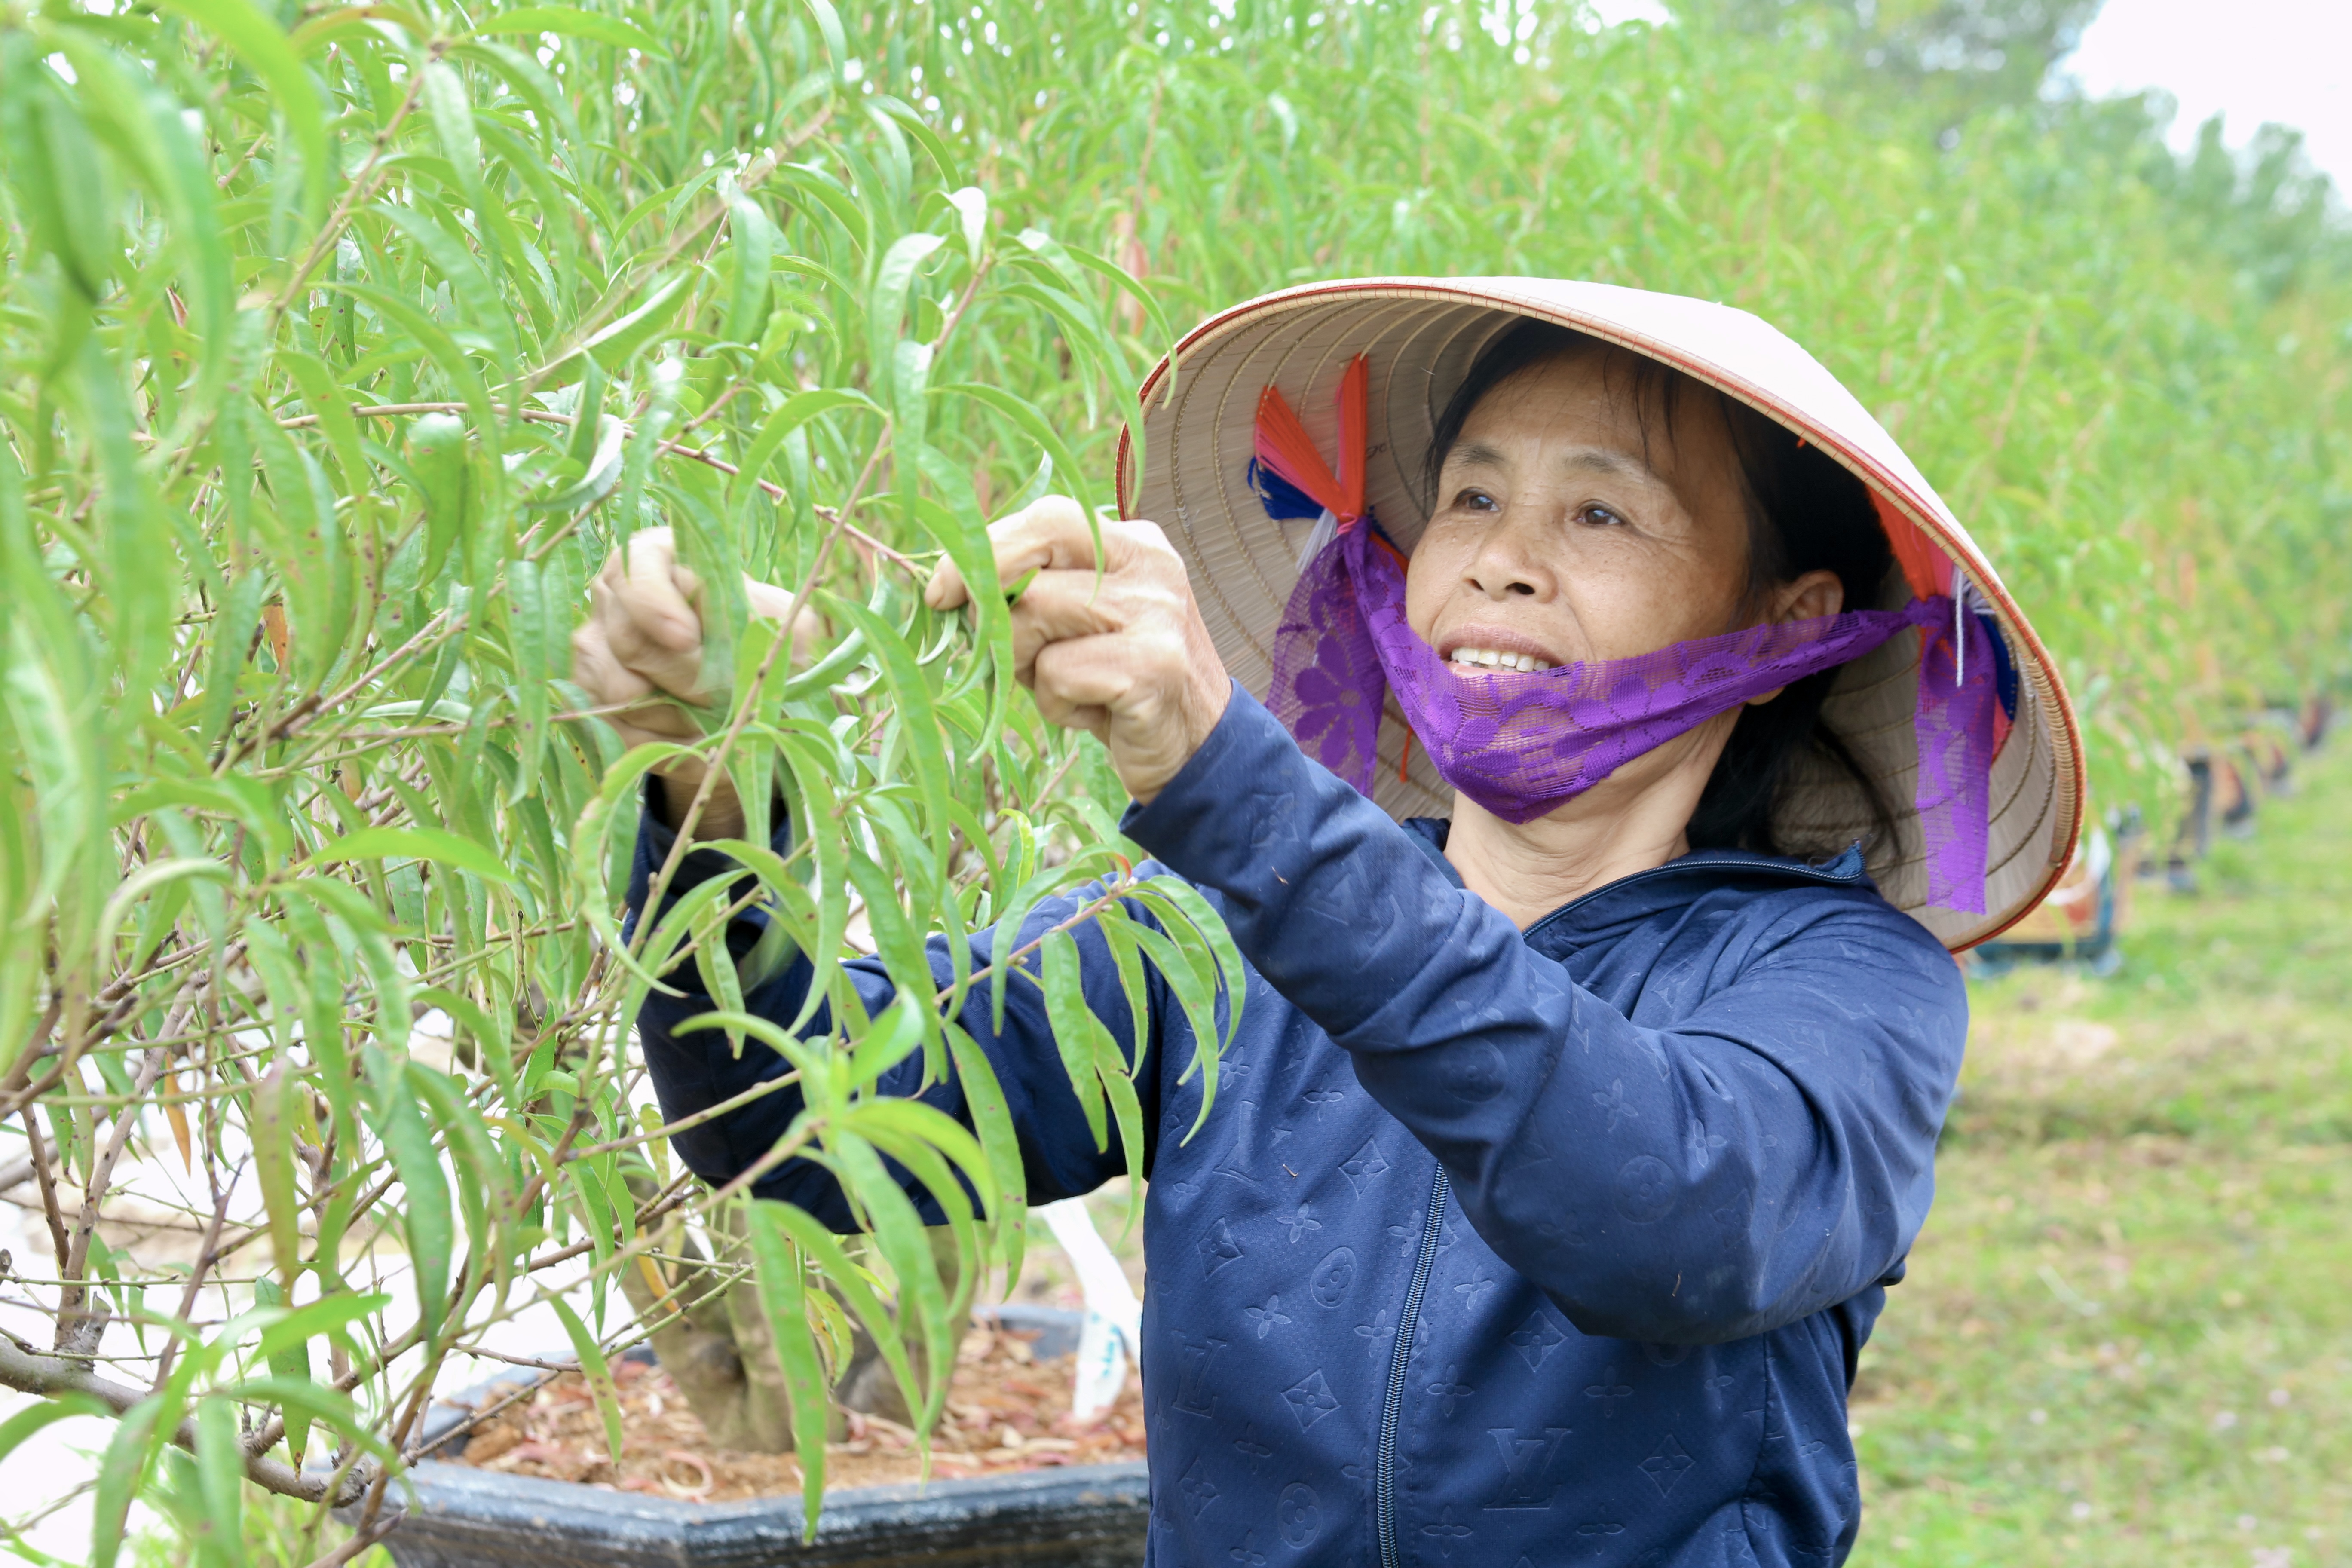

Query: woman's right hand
<box><xmin>571</xmin><ymin>527</ymin><xmax>799</xmax><ymax>839</ymax></box>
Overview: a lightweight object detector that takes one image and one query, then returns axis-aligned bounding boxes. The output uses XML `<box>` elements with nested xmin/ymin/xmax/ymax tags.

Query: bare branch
<box><xmin>0</xmin><ymin>1333</ymin><xmax>369</xmax><ymax>1505</ymax></box>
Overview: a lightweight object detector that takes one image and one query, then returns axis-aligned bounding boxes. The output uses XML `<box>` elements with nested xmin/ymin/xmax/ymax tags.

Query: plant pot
<box><xmin>370</xmin><ymin>1457</ymin><xmax>1150</xmax><ymax>1568</ymax></box>
<box><xmin>375</xmin><ymin>1307</ymin><xmax>1148</xmax><ymax>1568</ymax></box>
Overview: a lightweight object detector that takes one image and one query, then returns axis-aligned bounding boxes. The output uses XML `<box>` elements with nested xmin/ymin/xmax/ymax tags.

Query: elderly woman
<box><xmin>573</xmin><ymin>279</ymin><xmax>2079</xmax><ymax>1567</ymax></box>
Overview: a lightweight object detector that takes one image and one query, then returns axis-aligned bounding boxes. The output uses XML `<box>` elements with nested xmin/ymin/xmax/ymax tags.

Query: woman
<box><xmin>573</xmin><ymin>279</ymin><xmax>2081</xmax><ymax>1567</ymax></box>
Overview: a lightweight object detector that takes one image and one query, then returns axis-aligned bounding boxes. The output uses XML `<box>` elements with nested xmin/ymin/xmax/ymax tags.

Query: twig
<box><xmin>20</xmin><ymin>1114</ymin><xmax>70</xmax><ymax>1277</ymax></box>
<box><xmin>295</xmin><ymin>1516</ymin><xmax>397</xmax><ymax>1568</ymax></box>
<box><xmin>0</xmin><ymin>1333</ymin><xmax>364</xmax><ymax>1505</ymax></box>
<box><xmin>560</xmin><ymin>1071</ymin><xmax>801</xmax><ymax>1163</ymax></box>
<box><xmin>57</xmin><ymin>1050</ymin><xmax>168</xmax><ymax>1355</ymax></box>
<box><xmin>517</xmin><ymin>1167</ymin><xmax>698</xmax><ymax>1274</ymax></box>
<box><xmin>150</xmin><ymin>1164</ymin><xmax>242</xmax><ymax>1393</ymax></box>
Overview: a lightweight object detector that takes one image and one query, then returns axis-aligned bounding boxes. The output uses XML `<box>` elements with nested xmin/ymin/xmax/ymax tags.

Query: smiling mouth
<box><xmin>1444</xmin><ymin>646</ymin><xmax>1559</xmax><ymax>673</ymax></box>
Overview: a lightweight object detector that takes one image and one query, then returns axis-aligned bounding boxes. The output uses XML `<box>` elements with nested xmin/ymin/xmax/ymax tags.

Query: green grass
<box><xmin>1851</xmin><ymin>732</ymin><xmax>2352</xmax><ymax>1565</ymax></box>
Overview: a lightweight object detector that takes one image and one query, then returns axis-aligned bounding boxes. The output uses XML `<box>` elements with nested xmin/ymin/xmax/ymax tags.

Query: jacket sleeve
<box><xmin>1123</xmin><ymin>685</ymin><xmax>1969</xmax><ymax>1344</ymax></box>
<box><xmin>627</xmin><ymin>783</ymin><xmax>1175</xmax><ymax>1227</ymax></box>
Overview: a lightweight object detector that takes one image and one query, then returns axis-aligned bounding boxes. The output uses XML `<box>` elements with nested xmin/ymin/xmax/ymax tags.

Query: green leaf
<box><xmin>246</xmin><ymin>1280</ymin><xmax>314</xmax><ymax>1461</ymax></box>
<box><xmin>868</xmin><ymin>233</ymin><xmax>945</xmax><ymax>397</ymax></box>
<box><xmin>94</xmin><ymin>857</ymin><xmax>231</xmax><ymax>971</ymax></box>
<box><xmin>420</xmin><ymin>61</ymin><xmax>487</xmax><ymax>216</ymax></box>
<box><xmin>312</xmin><ymin>825</ymin><xmax>520</xmax><ymax>885</ymax></box>
<box><xmin>584</xmin><ymin>274</ymin><xmax>693</xmax><ymax>373</ymax></box>
<box><xmin>190</xmin><ymin>1399</ymin><xmax>243</xmax><ymax>1568</ymax></box>
<box><xmin>472</xmin><ymin>6</ymin><xmax>668</xmax><ymax>54</ymax></box>
<box><xmin>822</xmin><ymin>593</ymin><xmax>954</xmax><ymax>880</ymax></box>
<box><xmin>943</xmin><ymin>1022</ymin><xmax>1026</xmax><ymax>1277</ymax></box>
<box><xmin>547</xmin><ymin>1296</ymin><xmax>625</xmax><ymax>1464</ymax></box>
<box><xmin>507</xmin><ymin>555</ymin><xmax>554</xmax><ymax>801</ymax></box>
<box><xmin>742</xmin><ymin>1202</ymin><xmax>833</xmax><ymax>1540</ymax></box>
<box><xmin>798</xmin><ymin>0</ymin><xmax>848</xmax><ymax>75</ymax></box>
<box><xmin>729</xmin><ymin>387</ymin><xmax>880</xmax><ymax>506</ymax></box>
<box><xmin>935</xmin><ymin>382</ymin><xmax>1102</xmax><ymax>517</ymax></box>
<box><xmin>0</xmin><ymin>1393</ymin><xmax>110</xmax><ymax>1465</ymax></box>
<box><xmin>1039</xmin><ymin>931</ymin><xmax>1109</xmax><ymax>1152</ymax></box>
<box><xmin>365</xmin><ymin>1050</ymin><xmax>454</xmax><ymax>1345</ymax></box>
<box><xmin>150</xmin><ymin>0</ymin><xmax>329</xmax><ymax>220</ymax></box>
<box><xmin>724</xmin><ymin>192</ymin><xmax>775</xmax><ymax>347</ymax></box>
<box><xmin>250</xmin><ymin>1066</ymin><xmax>303</xmax><ymax>1290</ymax></box>
<box><xmin>89</xmin><ymin>1397</ymin><xmax>164</xmax><ymax>1568</ymax></box>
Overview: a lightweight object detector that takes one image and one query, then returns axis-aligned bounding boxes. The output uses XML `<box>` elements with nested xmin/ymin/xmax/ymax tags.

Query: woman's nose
<box><xmin>1464</xmin><ymin>506</ymin><xmax>1558</xmax><ymax>601</ymax></box>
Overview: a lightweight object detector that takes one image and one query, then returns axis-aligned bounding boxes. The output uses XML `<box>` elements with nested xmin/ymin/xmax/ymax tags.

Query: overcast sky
<box><xmin>2057</xmin><ymin>0</ymin><xmax>2352</xmax><ymax>187</ymax></box>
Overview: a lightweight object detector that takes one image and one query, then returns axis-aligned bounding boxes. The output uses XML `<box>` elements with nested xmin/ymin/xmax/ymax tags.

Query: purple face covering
<box><xmin>1265</xmin><ymin>515</ymin><xmax>1998</xmax><ymax>913</ymax></box>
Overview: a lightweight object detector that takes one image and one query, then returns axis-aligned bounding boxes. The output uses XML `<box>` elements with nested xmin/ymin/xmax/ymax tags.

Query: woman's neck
<box><xmin>1442</xmin><ymin>718</ymin><xmax>1732</xmax><ymax>928</ymax></box>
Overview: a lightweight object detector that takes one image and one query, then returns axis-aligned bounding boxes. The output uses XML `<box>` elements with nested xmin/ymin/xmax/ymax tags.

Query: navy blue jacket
<box><xmin>630</xmin><ymin>686</ymin><xmax>1969</xmax><ymax>1567</ymax></box>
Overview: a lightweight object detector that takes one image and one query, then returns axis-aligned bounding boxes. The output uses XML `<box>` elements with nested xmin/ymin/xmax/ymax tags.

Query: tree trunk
<box><xmin>619</xmin><ymin>1198</ymin><xmax>968</xmax><ymax>1452</ymax></box>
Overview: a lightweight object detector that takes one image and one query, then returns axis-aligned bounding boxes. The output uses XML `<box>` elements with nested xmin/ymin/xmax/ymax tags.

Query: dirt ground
<box><xmin>446</xmin><ymin>1318</ymin><xmax>1147</xmax><ymax>1501</ymax></box>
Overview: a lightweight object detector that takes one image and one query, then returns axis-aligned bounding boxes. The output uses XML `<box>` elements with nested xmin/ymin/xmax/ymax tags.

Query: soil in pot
<box><xmin>445</xmin><ymin>1318</ymin><xmax>1147</xmax><ymax>1502</ymax></box>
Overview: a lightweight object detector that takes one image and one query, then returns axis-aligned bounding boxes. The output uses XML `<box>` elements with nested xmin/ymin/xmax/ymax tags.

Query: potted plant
<box><xmin>0</xmin><ymin>3</ymin><xmax>1222</xmax><ymax>1562</ymax></box>
<box><xmin>376</xmin><ymin>1307</ymin><xmax>1148</xmax><ymax>1568</ymax></box>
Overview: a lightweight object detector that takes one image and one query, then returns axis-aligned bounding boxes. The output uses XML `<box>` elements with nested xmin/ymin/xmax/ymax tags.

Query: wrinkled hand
<box><xmin>570</xmin><ymin>527</ymin><xmax>801</xmax><ymax>837</ymax></box>
<box><xmin>925</xmin><ymin>496</ymin><xmax>1230</xmax><ymax>803</ymax></box>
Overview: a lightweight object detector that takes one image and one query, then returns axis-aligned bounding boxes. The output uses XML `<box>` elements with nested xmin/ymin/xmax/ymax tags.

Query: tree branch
<box><xmin>0</xmin><ymin>1333</ymin><xmax>370</xmax><ymax>1505</ymax></box>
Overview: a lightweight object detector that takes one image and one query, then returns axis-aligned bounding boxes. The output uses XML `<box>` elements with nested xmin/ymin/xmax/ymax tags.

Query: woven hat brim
<box><xmin>1115</xmin><ymin>277</ymin><xmax>2085</xmax><ymax>951</ymax></box>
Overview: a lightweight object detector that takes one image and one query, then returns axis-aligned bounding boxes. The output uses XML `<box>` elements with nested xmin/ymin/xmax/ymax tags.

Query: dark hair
<box><xmin>1425</xmin><ymin>319</ymin><xmax>1900</xmax><ymax>860</ymax></box>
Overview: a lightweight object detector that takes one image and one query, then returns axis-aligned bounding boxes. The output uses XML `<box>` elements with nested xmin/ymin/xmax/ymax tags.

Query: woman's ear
<box><xmin>1770</xmin><ymin>567</ymin><xmax>1845</xmax><ymax>625</ymax></box>
<box><xmin>1742</xmin><ymin>569</ymin><xmax>1848</xmax><ymax>707</ymax></box>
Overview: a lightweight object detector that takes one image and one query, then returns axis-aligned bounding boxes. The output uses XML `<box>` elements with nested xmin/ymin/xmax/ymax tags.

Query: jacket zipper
<box><xmin>1376</xmin><ymin>1166</ymin><xmax>1452</xmax><ymax>1568</ymax></box>
<box><xmin>1364</xmin><ymin>849</ymin><xmax>1854</xmax><ymax>1559</ymax></box>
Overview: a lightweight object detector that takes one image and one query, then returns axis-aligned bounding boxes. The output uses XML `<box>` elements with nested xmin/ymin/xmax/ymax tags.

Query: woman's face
<box><xmin>1405</xmin><ymin>351</ymin><xmax>1760</xmax><ymax>673</ymax></box>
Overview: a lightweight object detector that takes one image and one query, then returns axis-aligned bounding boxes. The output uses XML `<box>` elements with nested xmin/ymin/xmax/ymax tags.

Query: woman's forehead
<box><xmin>1449</xmin><ymin>353</ymin><xmax>1734</xmax><ymax>486</ymax></box>
<box><xmin>1444</xmin><ymin>435</ymin><xmax>1665</xmax><ymax>487</ymax></box>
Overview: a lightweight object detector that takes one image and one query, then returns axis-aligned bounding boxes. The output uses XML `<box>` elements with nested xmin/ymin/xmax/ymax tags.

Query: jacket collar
<box><xmin>1401</xmin><ymin>817</ymin><xmax>1870</xmax><ymax>954</ymax></box>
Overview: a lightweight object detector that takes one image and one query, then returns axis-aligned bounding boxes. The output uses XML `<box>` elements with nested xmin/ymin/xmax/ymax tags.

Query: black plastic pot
<box><xmin>372</xmin><ymin>1458</ymin><xmax>1149</xmax><ymax>1568</ymax></box>
<box><xmin>377</xmin><ymin>1306</ymin><xmax>1148</xmax><ymax>1568</ymax></box>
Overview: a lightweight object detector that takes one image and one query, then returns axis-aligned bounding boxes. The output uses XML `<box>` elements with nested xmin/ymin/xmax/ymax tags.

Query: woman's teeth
<box><xmin>1446</xmin><ymin>647</ymin><xmax>1556</xmax><ymax>672</ymax></box>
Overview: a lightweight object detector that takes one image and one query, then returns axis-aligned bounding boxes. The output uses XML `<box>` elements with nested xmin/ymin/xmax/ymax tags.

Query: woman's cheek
<box><xmin>1400</xmin><ymin>535</ymin><xmax>1462</xmax><ymax>635</ymax></box>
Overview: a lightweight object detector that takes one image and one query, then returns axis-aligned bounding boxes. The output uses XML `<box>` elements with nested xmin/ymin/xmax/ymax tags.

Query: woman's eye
<box><xmin>1452</xmin><ymin>488</ymin><xmax>1499</xmax><ymax>514</ymax></box>
<box><xmin>1576</xmin><ymin>503</ymin><xmax>1626</xmax><ymax>528</ymax></box>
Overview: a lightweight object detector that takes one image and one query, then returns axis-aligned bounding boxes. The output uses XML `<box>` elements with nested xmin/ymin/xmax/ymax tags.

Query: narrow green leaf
<box><xmin>250</xmin><ymin>1066</ymin><xmax>303</xmax><ymax>1289</ymax></box>
<box><xmin>312</xmin><ymin>825</ymin><xmax>520</xmax><ymax>885</ymax></box>
<box><xmin>1039</xmin><ymin>931</ymin><xmax>1109</xmax><ymax>1152</ymax></box>
<box><xmin>547</xmin><ymin>1296</ymin><xmax>624</xmax><ymax>1465</ymax></box>
<box><xmin>472</xmin><ymin>6</ymin><xmax>668</xmax><ymax>54</ymax></box>
<box><xmin>742</xmin><ymin>1203</ymin><xmax>833</xmax><ymax>1540</ymax></box>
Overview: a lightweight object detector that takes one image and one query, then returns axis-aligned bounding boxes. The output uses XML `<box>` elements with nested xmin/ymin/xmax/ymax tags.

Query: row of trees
<box><xmin>0</xmin><ymin>0</ymin><xmax>2343</xmax><ymax>1562</ymax></box>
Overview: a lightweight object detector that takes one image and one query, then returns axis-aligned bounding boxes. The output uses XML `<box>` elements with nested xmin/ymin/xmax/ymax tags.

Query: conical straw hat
<box><xmin>1115</xmin><ymin>277</ymin><xmax>2083</xmax><ymax>950</ymax></box>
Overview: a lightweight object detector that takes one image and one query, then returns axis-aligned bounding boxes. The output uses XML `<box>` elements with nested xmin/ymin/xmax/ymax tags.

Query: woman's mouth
<box><xmin>1437</xmin><ymin>626</ymin><xmax>1563</xmax><ymax>673</ymax></box>
<box><xmin>1446</xmin><ymin>646</ymin><xmax>1558</xmax><ymax>673</ymax></box>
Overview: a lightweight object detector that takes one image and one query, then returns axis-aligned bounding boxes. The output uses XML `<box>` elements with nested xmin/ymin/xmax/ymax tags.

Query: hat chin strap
<box><xmin>1295</xmin><ymin>510</ymin><xmax>1339</xmax><ymax>570</ymax></box>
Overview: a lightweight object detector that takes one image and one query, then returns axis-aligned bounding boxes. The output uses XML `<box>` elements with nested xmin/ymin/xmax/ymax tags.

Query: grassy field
<box><xmin>1851</xmin><ymin>729</ymin><xmax>2352</xmax><ymax>1566</ymax></box>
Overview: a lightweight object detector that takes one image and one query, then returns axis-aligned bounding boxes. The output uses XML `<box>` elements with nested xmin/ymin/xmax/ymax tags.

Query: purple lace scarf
<box><xmin>1266</xmin><ymin>515</ymin><xmax>1997</xmax><ymax>913</ymax></box>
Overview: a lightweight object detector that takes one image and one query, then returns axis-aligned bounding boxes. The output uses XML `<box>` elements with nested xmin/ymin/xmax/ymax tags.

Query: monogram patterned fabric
<box><xmin>631</xmin><ymin>689</ymin><xmax>1969</xmax><ymax>1567</ymax></box>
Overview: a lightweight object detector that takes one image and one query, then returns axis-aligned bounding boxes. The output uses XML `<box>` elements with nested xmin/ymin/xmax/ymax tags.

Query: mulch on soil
<box><xmin>446</xmin><ymin>1320</ymin><xmax>1148</xmax><ymax>1502</ymax></box>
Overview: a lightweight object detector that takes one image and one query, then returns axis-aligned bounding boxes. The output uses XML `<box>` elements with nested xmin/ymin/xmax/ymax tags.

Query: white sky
<box><xmin>2058</xmin><ymin>0</ymin><xmax>2352</xmax><ymax>187</ymax></box>
<box><xmin>1584</xmin><ymin>0</ymin><xmax>2352</xmax><ymax>192</ymax></box>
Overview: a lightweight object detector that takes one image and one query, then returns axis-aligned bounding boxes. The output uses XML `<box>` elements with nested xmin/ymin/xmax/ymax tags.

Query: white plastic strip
<box><xmin>1036</xmin><ymin>1198</ymin><xmax>1144</xmax><ymax>1420</ymax></box>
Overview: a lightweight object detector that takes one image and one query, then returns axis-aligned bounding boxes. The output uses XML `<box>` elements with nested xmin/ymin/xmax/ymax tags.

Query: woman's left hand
<box><xmin>925</xmin><ymin>495</ymin><xmax>1231</xmax><ymax>803</ymax></box>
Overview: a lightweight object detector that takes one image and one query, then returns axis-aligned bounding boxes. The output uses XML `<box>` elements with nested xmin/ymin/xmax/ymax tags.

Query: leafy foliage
<box><xmin>0</xmin><ymin>0</ymin><xmax>2345</xmax><ymax>1561</ymax></box>
<box><xmin>0</xmin><ymin>0</ymin><xmax>1228</xmax><ymax>1553</ymax></box>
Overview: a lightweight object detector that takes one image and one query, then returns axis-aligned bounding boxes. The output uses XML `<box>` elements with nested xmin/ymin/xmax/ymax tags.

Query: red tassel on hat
<box><xmin>1254</xmin><ymin>355</ymin><xmax>1370</xmax><ymax>527</ymax></box>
